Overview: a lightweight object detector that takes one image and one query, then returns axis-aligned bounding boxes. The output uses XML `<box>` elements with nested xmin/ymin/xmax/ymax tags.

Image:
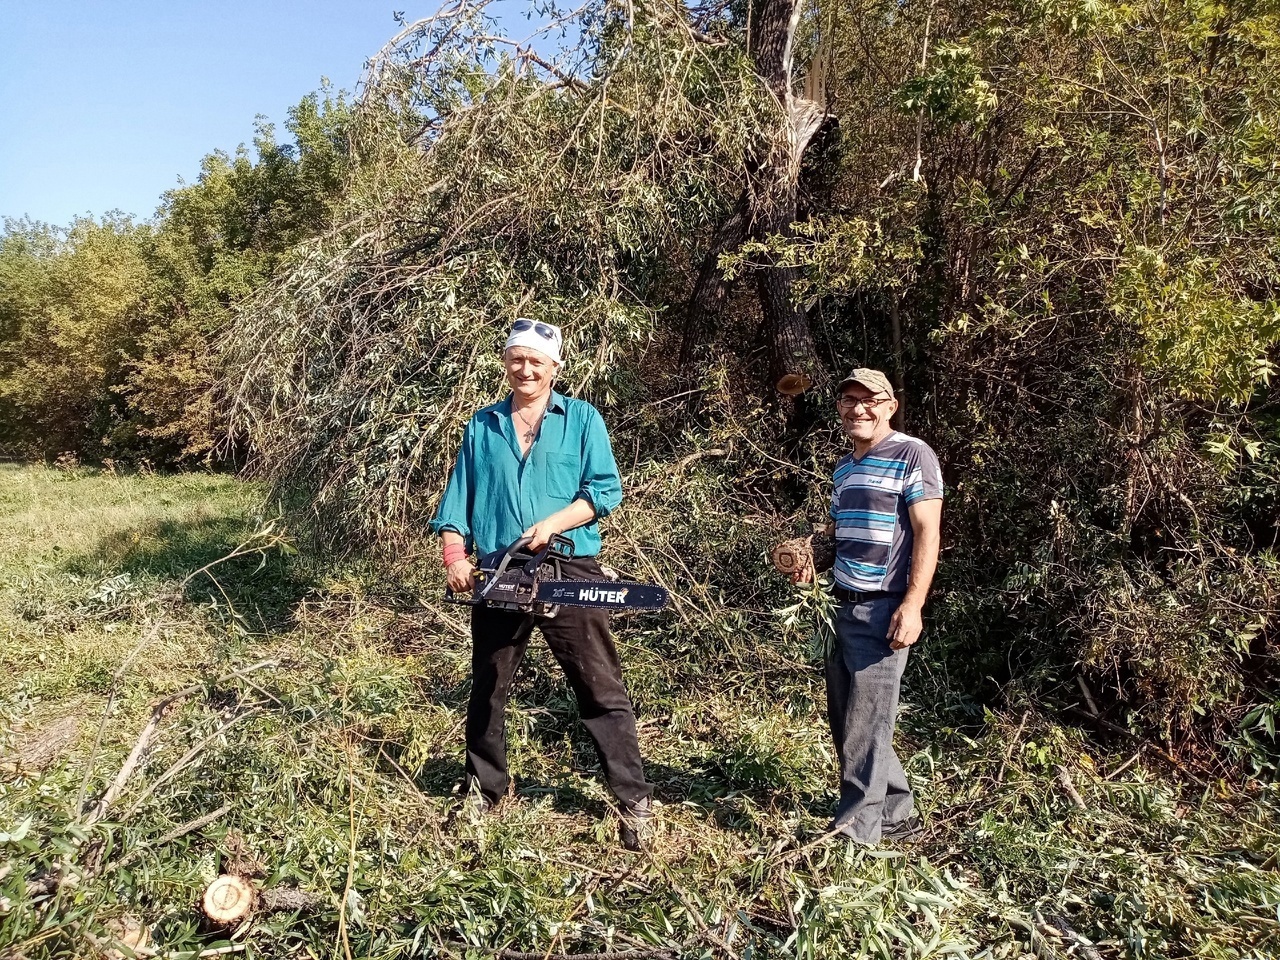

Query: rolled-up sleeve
<box><xmin>576</xmin><ymin>407</ymin><xmax>623</xmax><ymax>518</ymax></box>
<box><xmin>429</xmin><ymin>419</ymin><xmax>476</xmax><ymax>541</ymax></box>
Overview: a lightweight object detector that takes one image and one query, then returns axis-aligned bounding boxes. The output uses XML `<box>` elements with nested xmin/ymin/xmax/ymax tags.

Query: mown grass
<box><xmin>0</xmin><ymin>464</ymin><xmax>1277</xmax><ymax>959</ymax></box>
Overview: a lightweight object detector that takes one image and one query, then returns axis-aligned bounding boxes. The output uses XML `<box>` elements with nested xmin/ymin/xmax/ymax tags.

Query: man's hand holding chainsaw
<box><xmin>442</xmin><ymin>531</ymin><xmax>475</xmax><ymax>592</ymax></box>
<box><xmin>523</xmin><ymin>500</ymin><xmax>596</xmax><ymax>553</ymax></box>
<box><xmin>448</xmin><ymin>501</ymin><xmax>597</xmax><ymax>591</ymax></box>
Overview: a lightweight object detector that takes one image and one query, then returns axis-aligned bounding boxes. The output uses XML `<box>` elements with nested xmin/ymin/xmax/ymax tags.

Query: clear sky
<box><xmin>0</xmin><ymin>1</ymin><xmax>528</xmax><ymax>226</ymax></box>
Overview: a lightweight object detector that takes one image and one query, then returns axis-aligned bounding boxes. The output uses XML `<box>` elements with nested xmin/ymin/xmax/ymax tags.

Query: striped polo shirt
<box><xmin>829</xmin><ymin>431</ymin><xmax>943</xmax><ymax>593</ymax></box>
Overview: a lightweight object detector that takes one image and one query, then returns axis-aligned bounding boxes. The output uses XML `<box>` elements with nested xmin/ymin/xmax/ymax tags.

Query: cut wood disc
<box><xmin>202</xmin><ymin>874</ymin><xmax>255</xmax><ymax>925</ymax></box>
<box><xmin>771</xmin><ymin>536</ymin><xmax>814</xmax><ymax>575</ymax></box>
<box><xmin>771</xmin><ymin>533</ymin><xmax>837</xmax><ymax>576</ymax></box>
<box><xmin>776</xmin><ymin>372</ymin><xmax>813</xmax><ymax>396</ymax></box>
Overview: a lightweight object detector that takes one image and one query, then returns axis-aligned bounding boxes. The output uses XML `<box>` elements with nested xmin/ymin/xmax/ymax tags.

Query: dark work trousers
<box><xmin>465</xmin><ymin>557</ymin><xmax>652</xmax><ymax>808</ymax></box>
<box><xmin>825</xmin><ymin>595</ymin><xmax>915</xmax><ymax>843</ymax></box>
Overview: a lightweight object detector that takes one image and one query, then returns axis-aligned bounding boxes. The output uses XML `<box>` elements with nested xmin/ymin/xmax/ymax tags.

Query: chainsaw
<box><xmin>445</xmin><ymin>534</ymin><xmax>668</xmax><ymax>617</ymax></box>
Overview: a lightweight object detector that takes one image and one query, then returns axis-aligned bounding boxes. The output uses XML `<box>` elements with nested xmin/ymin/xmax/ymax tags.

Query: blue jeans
<box><xmin>825</xmin><ymin>595</ymin><xmax>915</xmax><ymax>842</ymax></box>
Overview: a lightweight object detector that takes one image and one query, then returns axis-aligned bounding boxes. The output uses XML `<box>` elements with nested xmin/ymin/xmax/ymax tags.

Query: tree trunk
<box><xmin>749</xmin><ymin>0</ymin><xmax>828</xmax><ymax>394</ymax></box>
<box><xmin>755</xmin><ymin>229</ymin><xmax>822</xmax><ymax>395</ymax></box>
<box><xmin>889</xmin><ymin>295</ymin><xmax>907</xmax><ymax>428</ymax></box>
<box><xmin>683</xmin><ymin>0</ymin><xmax>828</xmax><ymax>396</ymax></box>
<box><xmin>679</xmin><ymin>190</ymin><xmax>751</xmax><ymax>365</ymax></box>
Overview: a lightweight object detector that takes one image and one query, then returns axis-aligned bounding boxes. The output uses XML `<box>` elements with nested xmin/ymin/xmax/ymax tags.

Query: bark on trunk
<box><xmin>755</xmin><ymin>215</ymin><xmax>822</xmax><ymax>394</ymax></box>
<box><xmin>679</xmin><ymin>191</ymin><xmax>751</xmax><ymax>365</ymax></box>
<box><xmin>682</xmin><ymin>0</ymin><xmax>828</xmax><ymax>396</ymax></box>
<box><xmin>749</xmin><ymin>0</ymin><xmax>827</xmax><ymax>394</ymax></box>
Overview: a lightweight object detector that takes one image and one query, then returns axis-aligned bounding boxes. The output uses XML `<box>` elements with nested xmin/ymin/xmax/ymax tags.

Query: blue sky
<box><xmin>0</xmin><ymin>1</ymin><xmax>533</xmax><ymax>226</ymax></box>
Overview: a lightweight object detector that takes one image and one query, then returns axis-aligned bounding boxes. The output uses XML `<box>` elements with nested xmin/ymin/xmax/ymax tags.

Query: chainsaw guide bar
<box><xmin>536</xmin><ymin>581</ymin><xmax>669</xmax><ymax>610</ymax></box>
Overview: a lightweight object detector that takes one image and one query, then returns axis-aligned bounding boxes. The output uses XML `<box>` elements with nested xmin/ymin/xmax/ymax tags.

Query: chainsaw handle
<box><xmin>453</xmin><ymin>535</ymin><xmax>575</xmax><ymax>604</ymax></box>
<box><xmin>474</xmin><ymin>535</ymin><xmax>535</xmax><ymax>600</ymax></box>
<box><xmin>547</xmin><ymin>534</ymin><xmax>575</xmax><ymax>560</ymax></box>
<box><xmin>515</xmin><ymin>534</ymin><xmax>573</xmax><ymax>586</ymax></box>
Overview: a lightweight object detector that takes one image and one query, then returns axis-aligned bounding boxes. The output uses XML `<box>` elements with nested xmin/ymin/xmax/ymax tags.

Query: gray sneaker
<box><xmin>446</xmin><ymin>789</ymin><xmax>494</xmax><ymax>830</ymax></box>
<box><xmin>619</xmin><ymin>796</ymin><xmax>654</xmax><ymax>851</ymax></box>
<box><xmin>881</xmin><ymin>815</ymin><xmax>923</xmax><ymax>843</ymax></box>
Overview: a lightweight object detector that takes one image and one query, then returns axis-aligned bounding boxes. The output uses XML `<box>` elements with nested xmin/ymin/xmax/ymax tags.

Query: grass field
<box><xmin>1</xmin><ymin>464</ymin><xmax>1277</xmax><ymax>959</ymax></box>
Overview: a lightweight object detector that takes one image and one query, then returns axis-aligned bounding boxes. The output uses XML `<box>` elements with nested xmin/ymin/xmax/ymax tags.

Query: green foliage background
<box><xmin>1</xmin><ymin>0</ymin><xmax>1278</xmax><ymax>774</ymax></box>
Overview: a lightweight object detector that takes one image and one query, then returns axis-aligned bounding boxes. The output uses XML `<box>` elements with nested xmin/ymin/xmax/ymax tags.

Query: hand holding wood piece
<box><xmin>770</xmin><ymin>533</ymin><xmax>836</xmax><ymax>580</ymax></box>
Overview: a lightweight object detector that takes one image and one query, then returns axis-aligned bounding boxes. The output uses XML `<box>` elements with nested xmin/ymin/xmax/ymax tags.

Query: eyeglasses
<box><xmin>837</xmin><ymin>394</ymin><xmax>893</xmax><ymax>410</ymax></box>
<box><xmin>512</xmin><ymin>318</ymin><xmax>561</xmax><ymax>343</ymax></box>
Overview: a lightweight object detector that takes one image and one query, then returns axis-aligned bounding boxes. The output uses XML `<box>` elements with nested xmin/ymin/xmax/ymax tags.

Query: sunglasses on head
<box><xmin>512</xmin><ymin>319</ymin><xmax>561</xmax><ymax>342</ymax></box>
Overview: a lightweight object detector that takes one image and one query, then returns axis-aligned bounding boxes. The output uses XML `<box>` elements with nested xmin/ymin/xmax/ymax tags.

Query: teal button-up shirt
<box><xmin>429</xmin><ymin>390</ymin><xmax>623</xmax><ymax>558</ymax></box>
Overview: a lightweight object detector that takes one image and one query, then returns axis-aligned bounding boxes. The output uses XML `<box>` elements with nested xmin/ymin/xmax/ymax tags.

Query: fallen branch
<box><xmin>996</xmin><ymin>710</ymin><xmax>1031</xmax><ymax>783</ymax></box>
<box><xmin>1055</xmin><ymin>764</ymin><xmax>1088</xmax><ymax>811</ymax></box>
<box><xmin>107</xmin><ymin>803</ymin><xmax>233</xmax><ymax>874</ymax></box>
<box><xmin>1037</xmin><ymin>911</ymin><xmax>1104</xmax><ymax>960</ymax></box>
<box><xmin>77</xmin><ymin>622</ymin><xmax>164</xmax><ymax>816</ymax></box>
<box><xmin>1076</xmin><ymin>676</ymin><xmax>1101</xmax><ymax>717</ymax></box>
<box><xmin>81</xmin><ymin>925</ymin><xmax>247</xmax><ymax>959</ymax></box>
<box><xmin>1001</xmin><ymin>912</ymin><xmax>1057</xmax><ymax>960</ymax></box>
<box><xmin>1065</xmin><ymin>705</ymin><xmax>1205</xmax><ymax>784</ymax></box>
<box><xmin>629</xmin><ymin>446</ymin><xmax>730</xmax><ymax>498</ymax></box>
<box><xmin>1104</xmin><ymin>751</ymin><xmax>1142</xmax><ymax>781</ymax></box>
<box><xmin>122</xmin><ymin>710</ymin><xmax>263</xmax><ymax>819</ymax></box>
<box><xmin>82</xmin><ymin>659</ymin><xmax>278</xmax><ymax>824</ymax></box>
<box><xmin>84</xmin><ymin>692</ymin><xmax>171</xmax><ymax>824</ymax></box>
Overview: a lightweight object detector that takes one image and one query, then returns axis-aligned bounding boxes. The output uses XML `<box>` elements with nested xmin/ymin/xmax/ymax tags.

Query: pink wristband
<box><xmin>442</xmin><ymin>543</ymin><xmax>467</xmax><ymax>567</ymax></box>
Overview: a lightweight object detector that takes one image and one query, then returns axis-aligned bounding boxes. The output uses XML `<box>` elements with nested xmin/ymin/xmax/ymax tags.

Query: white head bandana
<box><xmin>503</xmin><ymin>318</ymin><xmax>563</xmax><ymax>364</ymax></box>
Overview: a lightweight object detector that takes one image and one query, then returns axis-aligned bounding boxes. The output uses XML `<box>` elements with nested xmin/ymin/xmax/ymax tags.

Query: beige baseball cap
<box><xmin>836</xmin><ymin>367</ymin><xmax>895</xmax><ymax>398</ymax></box>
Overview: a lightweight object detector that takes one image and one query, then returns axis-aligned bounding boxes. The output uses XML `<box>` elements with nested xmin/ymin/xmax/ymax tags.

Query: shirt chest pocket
<box><xmin>544</xmin><ymin>453</ymin><xmax>581</xmax><ymax>501</ymax></box>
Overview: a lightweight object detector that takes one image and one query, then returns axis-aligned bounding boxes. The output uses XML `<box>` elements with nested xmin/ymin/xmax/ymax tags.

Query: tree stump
<box><xmin>202</xmin><ymin>874</ymin><xmax>255</xmax><ymax>926</ymax></box>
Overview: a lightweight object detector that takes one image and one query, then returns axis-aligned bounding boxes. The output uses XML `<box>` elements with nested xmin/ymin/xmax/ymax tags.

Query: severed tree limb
<box><xmin>629</xmin><ymin>446</ymin><xmax>730</xmax><ymax>498</ymax></box>
<box><xmin>121</xmin><ymin>710</ymin><xmax>262</xmax><ymax>820</ymax></box>
<box><xmin>476</xmin><ymin>35</ymin><xmax>590</xmax><ymax>92</ymax></box>
<box><xmin>106</xmin><ymin>803</ymin><xmax>234</xmax><ymax>875</ymax></box>
<box><xmin>1055</xmin><ymin>764</ymin><xmax>1088</xmax><ymax>811</ymax></box>
<box><xmin>76</xmin><ymin>622</ymin><xmax>164</xmax><ymax>815</ymax></box>
<box><xmin>1105</xmin><ymin>751</ymin><xmax>1142</xmax><ymax>780</ymax></box>
<box><xmin>83</xmin><ymin>659</ymin><xmax>277</xmax><ymax>825</ymax></box>
<box><xmin>1064</xmin><ymin>705</ymin><xmax>1205</xmax><ymax>784</ymax></box>
<box><xmin>84</xmin><ymin>690</ymin><xmax>175</xmax><ymax>824</ymax></box>
<box><xmin>770</xmin><ymin>533</ymin><xmax>836</xmax><ymax>578</ymax></box>
<box><xmin>996</xmin><ymin>710</ymin><xmax>1032</xmax><ymax>783</ymax></box>
<box><xmin>1076</xmin><ymin>675</ymin><xmax>1102</xmax><ymax>717</ymax></box>
<box><xmin>1036</xmin><ymin>911</ymin><xmax>1104</xmax><ymax>960</ymax></box>
<box><xmin>80</xmin><ymin>924</ymin><xmax>246</xmax><ymax>959</ymax></box>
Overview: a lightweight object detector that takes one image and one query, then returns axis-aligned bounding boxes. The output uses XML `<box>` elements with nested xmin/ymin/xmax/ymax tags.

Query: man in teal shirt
<box><xmin>430</xmin><ymin>318</ymin><xmax>653</xmax><ymax>848</ymax></box>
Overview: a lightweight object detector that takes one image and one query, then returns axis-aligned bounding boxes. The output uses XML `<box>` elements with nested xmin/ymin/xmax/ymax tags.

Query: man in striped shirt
<box><xmin>794</xmin><ymin>368</ymin><xmax>943</xmax><ymax>843</ymax></box>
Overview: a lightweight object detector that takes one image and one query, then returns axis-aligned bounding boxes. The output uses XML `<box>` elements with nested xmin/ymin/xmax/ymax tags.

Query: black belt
<box><xmin>832</xmin><ymin>586</ymin><xmax>903</xmax><ymax>604</ymax></box>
